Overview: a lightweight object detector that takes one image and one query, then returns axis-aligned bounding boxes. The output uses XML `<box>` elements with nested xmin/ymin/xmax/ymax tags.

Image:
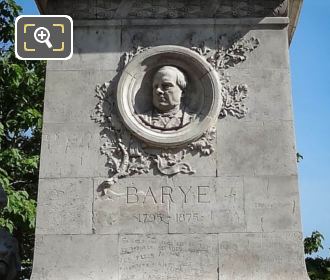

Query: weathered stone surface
<box><xmin>119</xmin><ymin>234</ymin><xmax>218</xmax><ymax>280</ymax></box>
<box><xmin>244</xmin><ymin>175</ymin><xmax>302</xmax><ymax>232</ymax></box>
<box><xmin>43</xmin><ymin>70</ymin><xmax>117</xmax><ymax>124</ymax></box>
<box><xmin>47</xmin><ymin>26</ymin><xmax>122</xmax><ymax>71</ymax></box>
<box><xmin>121</xmin><ymin>22</ymin><xmax>215</xmax><ymax>51</ymax></box>
<box><xmin>227</xmin><ymin>68</ymin><xmax>294</xmax><ymax>122</ymax></box>
<box><xmin>93</xmin><ymin>177</ymin><xmax>171</xmax><ymax>234</ymax></box>
<box><xmin>218</xmin><ymin>232</ymin><xmax>309</xmax><ymax>280</ymax></box>
<box><xmin>36</xmin><ymin>178</ymin><xmax>93</xmax><ymax>234</ymax></box>
<box><xmin>215</xmin><ymin>28</ymin><xmax>290</xmax><ymax>70</ymax></box>
<box><xmin>39</xmin><ymin>123</ymin><xmax>108</xmax><ymax>178</ymax></box>
<box><xmin>31</xmin><ymin>235</ymin><xmax>118</xmax><ymax>280</ymax></box>
<box><xmin>169</xmin><ymin>176</ymin><xmax>245</xmax><ymax>233</ymax></box>
<box><xmin>217</xmin><ymin>120</ymin><xmax>297</xmax><ymax>176</ymax></box>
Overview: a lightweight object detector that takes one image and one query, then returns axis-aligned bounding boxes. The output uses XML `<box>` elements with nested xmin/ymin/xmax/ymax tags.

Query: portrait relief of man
<box><xmin>138</xmin><ymin>66</ymin><xmax>195</xmax><ymax>131</ymax></box>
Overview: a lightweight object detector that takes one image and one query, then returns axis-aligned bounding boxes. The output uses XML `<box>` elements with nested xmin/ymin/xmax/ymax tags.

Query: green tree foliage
<box><xmin>305</xmin><ymin>231</ymin><xmax>330</xmax><ymax>280</ymax></box>
<box><xmin>296</xmin><ymin>152</ymin><xmax>304</xmax><ymax>163</ymax></box>
<box><xmin>0</xmin><ymin>0</ymin><xmax>45</xmax><ymax>278</ymax></box>
<box><xmin>305</xmin><ymin>231</ymin><xmax>325</xmax><ymax>255</ymax></box>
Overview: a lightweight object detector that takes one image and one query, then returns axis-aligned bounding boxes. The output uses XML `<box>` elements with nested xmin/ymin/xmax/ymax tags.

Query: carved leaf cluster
<box><xmin>156</xmin><ymin>151</ymin><xmax>195</xmax><ymax>176</ymax></box>
<box><xmin>189</xmin><ymin>127</ymin><xmax>216</xmax><ymax>156</ymax></box>
<box><xmin>218</xmin><ymin>36</ymin><xmax>259</xmax><ymax>69</ymax></box>
<box><xmin>122</xmin><ymin>46</ymin><xmax>150</xmax><ymax>68</ymax></box>
<box><xmin>220</xmin><ymin>84</ymin><xmax>248</xmax><ymax>119</ymax></box>
<box><xmin>196</xmin><ymin>35</ymin><xmax>260</xmax><ymax>71</ymax></box>
<box><xmin>192</xmin><ymin>34</ymin><xmax>259</xmax><ymax>119</ymax></box>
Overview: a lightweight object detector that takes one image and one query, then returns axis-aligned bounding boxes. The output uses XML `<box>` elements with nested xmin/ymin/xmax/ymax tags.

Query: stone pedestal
<box><xmin>32</xmin><ymin>0</ymin><xmax>309</xmax><ymax>279</ymax></box>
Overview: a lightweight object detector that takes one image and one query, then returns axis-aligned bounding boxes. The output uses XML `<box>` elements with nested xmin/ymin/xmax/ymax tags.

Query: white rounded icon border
<box><xmin>117</xmin><ymin>45</ymin><xmax>222</xmax><ymax>148</ymax></box>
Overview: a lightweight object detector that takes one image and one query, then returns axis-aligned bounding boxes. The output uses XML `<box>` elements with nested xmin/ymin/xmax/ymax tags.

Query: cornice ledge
<box><xmin>288</xmin><ymin>0</ymin><xmax>303</xmax><ymax>44</ymax></box>
<box><xmin>34</xmin><ymin>0</ymin><xmax>303</xmax><ymax>44</ymax></box>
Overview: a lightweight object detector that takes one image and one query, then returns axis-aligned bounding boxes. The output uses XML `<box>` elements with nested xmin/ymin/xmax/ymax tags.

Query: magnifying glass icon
<box><xmin>34</xmin><ymin>27</ymin><xmax>53</xmax><ymax>49</ymax></box>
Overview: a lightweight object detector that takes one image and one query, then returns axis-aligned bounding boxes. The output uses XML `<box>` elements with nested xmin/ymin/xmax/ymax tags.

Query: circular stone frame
<box><xmin>117</xmin><ymin>45</ymin><xmax>222</xmax><ymax>148</ymax></box>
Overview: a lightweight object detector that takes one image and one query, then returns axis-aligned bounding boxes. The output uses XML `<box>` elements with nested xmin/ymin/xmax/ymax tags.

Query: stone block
<box><xmin>169</xmin><ymin>176</ymin><xmax>245</xmax><ymax>233</ymax></box>
<box><xmin>214</xmin><ymin>27</ymin><xmax>290</xmax><ymax>70</ymax></box>
<box><xmin>36</xmin><ymin>178</ymin><xmax>93</xmax><ymax>234</ymax></box>
<box><xmin>31</xmin><ymin>234</ymin><xmax>118</xmax><ymax>280</ymax></box>
<box><xmin>217</xmin><ymin>120</ymin><xmax>297</xmax><ymax>176</ymax></box>
<box><xmin>218</xmin><ymin>232</ymin><xmax>309</xmax><ymax>280</ymax></box>
<box><xmin>43</xmin><ymin>70</ymin><xmax>117</xmax><ymax>124</ymax></box>
<box><xmin>245</xmin><ymin>28</ymin><xmax>290</xmax><ymax>70</ymax></box>
<box><xmin>47</xmin><ymin>25</ymin><xmax>122</xmax><ymax>71</ymax></box>
<box><xmin>121</xmin><ymin>21</ymin><xmax>216</xmax><ymax>52</ymax></box>
<box><xmin>227</xmin><ymin>68</ymin><xmax>293</xmax><ymax>122</ymax></box>
<box><xmin>244</xmin><ymin>175</ymin><xmax>302</xmax><ymax>232</ymax></box>
<box><xmin>94</xmin><ymin>176</ymin><xmax>246</xmax><ymax>235</ymax></box>
<box><xmin>39</xmin><ymin>123</ymin><xmax>108</xmax><ymax>178</ymax></box>
<box><xmin>119</xmin><ymin>234</ymin><xmax>218</xmax><ymax>280</ymax></box>
<box><xmin>93</xmin><ymin>177</ymin><xmax>170</xmax><ymax>234</ymax></box>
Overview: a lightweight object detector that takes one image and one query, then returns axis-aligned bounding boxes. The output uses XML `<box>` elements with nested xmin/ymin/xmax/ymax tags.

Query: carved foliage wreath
<box><xmin>91</xmin><ymin>33</ymin><xmax>259</xmax><ymax>195</ymax></box>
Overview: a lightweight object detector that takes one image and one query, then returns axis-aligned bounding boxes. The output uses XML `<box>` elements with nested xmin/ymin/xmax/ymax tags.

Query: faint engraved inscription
<box><xmin>119</xmin><ymin>235</ymin><xmax>218</xmax><ymax>280</ymax></box>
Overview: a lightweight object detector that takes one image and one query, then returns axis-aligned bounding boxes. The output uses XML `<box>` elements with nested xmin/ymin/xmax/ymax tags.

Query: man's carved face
<box><xmin>152</xmin><ymin>67</ymin><xmax>184</xmax><ymax>112</ymax></box>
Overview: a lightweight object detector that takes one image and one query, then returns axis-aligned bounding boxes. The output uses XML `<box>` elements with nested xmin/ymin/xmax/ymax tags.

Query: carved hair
<box><xmin>156</xmin><ymin>66</ymin><xmax>187</xmax><ymax>91</ymax></box>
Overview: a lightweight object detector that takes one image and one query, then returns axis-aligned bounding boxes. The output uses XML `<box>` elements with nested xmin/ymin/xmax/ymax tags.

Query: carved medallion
<box><xmin>92</xmin><ymin>35</ymin><xmax>259</xmax><ymax>195</ymax></box>
<box><xmin>117</xmin><ymin>45</ymin><xmax>222</xmax><ymax>147</ymax></box>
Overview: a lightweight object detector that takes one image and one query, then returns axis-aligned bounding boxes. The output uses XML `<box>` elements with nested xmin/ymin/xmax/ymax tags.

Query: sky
<box><xmin>290</xmin><ymin>1</ymin><xmax>330</xmax><ymax>257</ymax></box>
<box><xmin>17</xmin><ymin>0</ymin><xmax>330</xmax><ymax>257</ymax></box>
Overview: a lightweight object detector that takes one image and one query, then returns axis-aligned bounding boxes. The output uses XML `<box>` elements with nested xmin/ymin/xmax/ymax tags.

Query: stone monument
<box><xmin>32</xmin><ymin>0</ymin><xmax>309</xmax><ymax>279</ymax></box>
